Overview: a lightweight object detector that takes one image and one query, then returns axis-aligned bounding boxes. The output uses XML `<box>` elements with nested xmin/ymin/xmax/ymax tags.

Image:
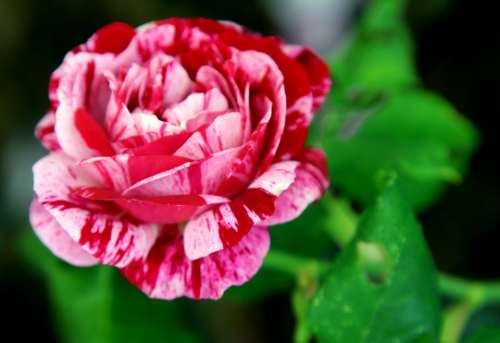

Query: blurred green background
<box><xmin>0</xmin><ymin>0</ymin><xmax>499</xmax><ymax>342</ymax></box>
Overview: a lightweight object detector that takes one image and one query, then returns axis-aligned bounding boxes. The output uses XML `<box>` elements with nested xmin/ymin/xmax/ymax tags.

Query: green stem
<box><xmin>440</xmin><ymin>300</ymin><xmax>477</xmax><ymax>343</ymax></box>
<box><xmin>263</xmin><ymin>250</ymin><xmax>329</xmax><ymax>277</ymax></box>
<box><xmin>439</xmin><ymin>274</ymin><xmax>500</xmax><ymax>343</ymax></box>
<box><xmin>439</xmin><ymin>273</ymin><xmax>500</xmax><ymax>304</ymax></box>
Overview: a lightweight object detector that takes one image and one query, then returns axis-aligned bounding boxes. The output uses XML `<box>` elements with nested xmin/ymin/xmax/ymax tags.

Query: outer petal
<box><xmin>183</xmin><ymin>161</ymin><xmax>298</xmax><ymax>260</ymax></box>
<box><xmin>35</xmin><ymin>112</ymin><xmax>60</xmax><ymax>151</ymax></box>
<box><xmin>282</xmin><ymin>45</ymin><xmax>331</xmax><ymax>111</ymax></box>
<box><xmin>33</xmin><ymin>153</ymin><xmax>158</xmax><ymax>267</ymax></box>
<box><xmin>263</xmin><ymin>148</ymin><xmax>329</xmax><ymax>225</ymax></box>
<box><xmin>79</xmin><ymin>22</ymin><xmax>136</xmax><ymax>54</ymax></box>
<box><xmin>29</xmin><ymin>198</ymin><xmax>98</xmax><ymax>266</ymax></box>
<box><xmin>121</xmin><ymin>226</ymin><xmax>269</xmax><ymax>300</ymax></box>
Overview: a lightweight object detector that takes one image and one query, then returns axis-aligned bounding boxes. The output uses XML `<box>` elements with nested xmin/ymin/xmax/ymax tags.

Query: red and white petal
<box><xmin>261</xmin><ymin>163</ymin><xmax>329</xmax><ymax>226</ymax></box>
<box><xmin>162</xmin><ymin>88</ymin><xmax>229</xmax><ymax>125</ymax></box>
<box><xmin>183</xmin><ymin>161</ymin><xmax>298</xmax><ymax>260</ymax></box>
<box><xmin>276</xmin><ymin>94</ymin><xmax>314</xmax><ymax>160</ymax></box>
<box><xmin>74</xmin><ymin>187</ymin><xmax>229</xmax><ymax>224</ymax></box>
<box><xmin>105</xmin><ymin>91</ymin><xmax>139</xmax><ymax>142</ymax></box>
<box><xmin>30</xmin><ymin>198</ymin><xmax>98</xmax><ymax>266</ymax></box>
<box><xmin>121</xmin><ymin>225</ymin><xmax>269</xmax><ymax>300</ymax></box>
<box><xmin>78</xmin><ymin>153</ymin><xmax>189</xmax><ymax>192</ymax></box>
<box><xmin>174</xmin><ymin>111</ymin><xmax>245</xmax><ymax>159</ymax></box>
<box><xmin>225</xmin><ymin>50</ymin><xmax>287</xmax><ymax>172</ymax></box>
<box><xmin>33</xmin><ymin>153</ymin><xmax>158</xmax><ymax>267</ymax></box>
<box><xmin>55</xmin><ymin>104</ymin><xmax>114</xmax><ymax>159</ymax></box>
<box><xmin>196</xmin><ymin>66</ymin><xmax>236</xmax><ymax>109</ymax></box>
<box><xmin>263</xmin><ymin>148</ymin><xmax>329</xmax><ymax>225</ymax></box>
<box><xmin>123</xmin><ymin>147</ymin><xmax>240</xmax><ymax>197</ymax></box>
<box><xmin>215</xmin><ymin>102</ymin><xmax>272</xmax><ymax>196</ymax></box>
<box><xmin>35</xmin><ymin>112</ymin><xmax>60</xmax><ymax>151</ymax></box>
<box><xmin>282</xmin><ymin>45</ymin><xmax>331</xmax><ymax>111</ymax></box>
<box><xmin>156</xmin><ymin>58</ymin><xmax>193</xmax><ymax>108</ymax></box>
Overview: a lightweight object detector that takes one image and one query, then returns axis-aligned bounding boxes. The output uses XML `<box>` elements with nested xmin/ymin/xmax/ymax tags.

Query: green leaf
<box><xmin>319</xmin><ymin>89</ymin><xmax>478</xmax><ymax>210</ymax></box>
<box><xmin>309</xmin><ymin>175</ymin><xmax>440</xmax><ymax>342</ymax></box>
<box><xmin>331</xmin><ymin>0</ymin><xmax>416</xmax><ymax>91</ymax></box>
<box><xmin>463</xmin><ymin>326</ymin><xmax>500</xmax><ymax>343</ymax></box>
<box><xmin>315</xmin><ymin>0</ymin><xmax>479</xmax><ymax>211</ymax></box>
<box><xmin>18</xmin><ymin>231</ymin><xmax>198</xmax><ymax>343</ymax></box>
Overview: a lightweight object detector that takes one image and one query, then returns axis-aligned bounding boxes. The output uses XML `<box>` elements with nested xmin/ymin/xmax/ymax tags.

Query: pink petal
<box><xmin>262</xmin><ymin>148</ymin><xmax>329</xmax><ymax>225</ymax></box>
<box><xmin>29</xmin><ymin>198</ymin><xmax>98</xmax><ymax>266</ymax></box>
<box><xmin>162</xmin><ymin>88</ymin><xmax>229</xmax><ymax>124</ymax></box>
<box><xmin>174</xmin><ymin>111</ymin><xmax>245</xmax><ymax>159</ymax></box>
<box><xmin>225</xmin><ymin>50</ymin><xmax>287</xmax><ymax>173</ymax></box>
<box><xmin>121</xmin><ymin>225</ymin><xmax>269</xmax><ymax>300</ymax></box>
<box><xmin>275</xmin><ymin>94</ymin><xmax>314</xmax><ymax>160</ymax></box>
<box><xmin>35</xmin><ymin>112</ymin><xmax>60</xmax><ymax>151</ymax></box>
<box><xmin>74</xmin><ymin>187</ymin><xmax>229</xmax><ymax>224</ymax></box>
<box><xmin>196</xmin><ymin>66</ymin><xmax>236</xmax><ymax>108</ymax></box>
<box><xmin>33</xmin><ymin>153</ymin><xmax>158</xmax><ymax>267</ymax></box>
<box><xmin>123</xmin><ymin>131</ymin><xmax>192</xmax><ymax>155</ymax></box>
<box><xmin>282</xmin><ymin>45</ymin><xmax>331</xmax><ymax>111</ymax></box>
<box><xmin>123</xmin><ymin>147</ymin><xmax>241</xmax><ymax>198</ymax></box>
<box><xmin>55</xmin><ymin>105</ymin><xmax>114</xmax><ymax>159</ymax></box>
<box><xmin>215</xmin><ymin>100</ymin><xmax>272</xmax><ymax>196</ymax></box>
<box><xmin>78</xmin><ymin>154</ymin><xmax>191</xmax><ymax>192</ymax></box>
<box><xmin>183</xmin><ymin>161</ymin><xmax>298</xmax><ymax>260</ymax></box>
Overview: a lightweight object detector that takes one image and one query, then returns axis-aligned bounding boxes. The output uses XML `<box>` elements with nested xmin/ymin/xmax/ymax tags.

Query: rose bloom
<box><xmin>30</xmin><ymin>19</ymin><xmax>331</xmax><ymax>299</ymax></box>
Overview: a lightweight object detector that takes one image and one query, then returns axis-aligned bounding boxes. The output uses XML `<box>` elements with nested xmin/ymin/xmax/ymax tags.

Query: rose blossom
<box><xmin>30</xmin><ymin>19</ymin><xmax>331</xmax><ymax>299</ymax></box>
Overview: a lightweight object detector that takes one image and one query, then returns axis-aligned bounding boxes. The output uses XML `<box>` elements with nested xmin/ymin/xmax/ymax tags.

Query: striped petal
<box><xmin>123</xmin><ymin>147</ymin><xmax>241</xmax><ymax>198</ymax></box>
<box><xmin>55</xmin><ymin>104</ymin><xmax>114</xmax><ymax>159</ymax></box>
<box><xmin>263</xmin><ymin>148</ymin><xmax>329</xmax><ymax>225</ymax></box>
<box><xmin>183</xmin><ymin>161</ymin><xmax>298</xmax><ymax>260</ymax></box>
<box><xmin>74</xmin><ymin>187</ymin><xmax>229</xmax><ymax>224</ymax></box>
<box><xmin>29</xmin><ymin>198</ymin><xmax>98</xmax><ymax>266</ymax></box>
<box><xmin>121</xmin><ymin>225</ymin><xmax>269</xmax><ymax>300</ymax></box>
<box><xmin>174</xmin><ymin>111</ymin><xmax>245</xmax><ymax>159</ymax></box>
<box><xmin>33</xmin><ymin>153</ymin><xmax>158</xmax><ymax>267</ymax></box>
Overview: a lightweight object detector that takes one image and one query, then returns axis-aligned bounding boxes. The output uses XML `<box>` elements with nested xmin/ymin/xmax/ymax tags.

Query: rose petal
<box><xmin>261</xmin><ymin>155</ymin><xmax>329</xmax><ymax>226</ymax></box>
<box><xmin>215</xmin><ymin>99</ymin><xmax>272</xmax><ymax>196</ymax></box>
<box><xmin>121</xmin><ymin>225</ymin><xmax>269</xmax><ymax>300</ymax></box>
<box><xmin>55</xmin><ymin>105</ymin><xmax>114</xmax><ymax>159</ymax></box>
<box><xmin>282</xmin><ymin>45</ymin><xmax>331</xmax><ymax>111</ymax></box>
<box><xmin>33</xmin><ymin>153</ymin><xmax>158</xmax><ymax>267</ymax></box>
<box><xmin>29</xmin><ymin>198</ymin><xmax>98</xmax><ymax>266</ymax></box>
<box><xmin>162</xmin><ymin>88</ymin><xmax>229</xmax><ymax>125</ymax></box>
<box><xmin>275</xmin><ymin>94</ymin><xmax>314</xmax><ymax>160</ymax></box>
<box><xmin>225</xmin><ymin>50</ymin><xmax>287</xmax><ymax>173</ymax></box>
<box><xmin>174</xmin><ymin>111</ymin><xmax>245</xmax><ymax>159</ymax></box>
<box><xmin>123</xmin><ymin>147</ymin><xmax>241</xmax><ymax>198</ymax></box>
<box><xmin>74</xmin><ymin>186</ymin><xmax>229</xmax><ymax>224</ymax></box>
<box><xmin>35</xmin><ymin>112</ymin><xmax>60</xmax><ymax>151</ymax></box>
<box><xmin>183</xmin><ymin>161</ymin><xmax>298</xmax><ymax>260</ymax></box>
<box><xmin>85</xmin><ymin>22</ymin><xmax>136</xmax><ymax>54</ymax></box>
<box><xmin>78</xmin><ymin>154</ymin><xmax>191</xmax><ymax>192</ymax></box>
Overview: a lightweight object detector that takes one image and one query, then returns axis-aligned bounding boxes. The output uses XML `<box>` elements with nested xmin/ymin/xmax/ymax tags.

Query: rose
<box><xmin>30</xmin><ymin>19</ymin><xmax>331</xmax><ymax>299</ymax></box>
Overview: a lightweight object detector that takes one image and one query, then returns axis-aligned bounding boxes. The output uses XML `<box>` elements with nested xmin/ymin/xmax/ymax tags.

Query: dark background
<box><xmin>0</xmin><ymin>0</ymin><xmax>499</xmax><ymax>341</ymax></box>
